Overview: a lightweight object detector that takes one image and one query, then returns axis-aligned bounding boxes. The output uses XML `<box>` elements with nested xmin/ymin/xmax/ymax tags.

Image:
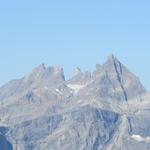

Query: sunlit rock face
<box><xmin>0</xmin><ymin>55</ymin><xmax>149</xmax><ymax>150</ymax></box>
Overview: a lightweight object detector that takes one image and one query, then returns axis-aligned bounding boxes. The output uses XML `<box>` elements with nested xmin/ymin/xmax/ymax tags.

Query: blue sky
<box><xmin>0</xmin><ymin>0</ymin><xmax>150</xmax><ymax>90</ymax></box>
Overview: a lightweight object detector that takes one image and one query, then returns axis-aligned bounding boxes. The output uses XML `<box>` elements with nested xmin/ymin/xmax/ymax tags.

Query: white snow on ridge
<box><xmin>131</xmin><ymin>134</ymin><xmax>150</xmax><ymax>142</ymax></box>
<box><xmin>55</xmin><ymin>89</ymin><xmax>63</xmax><ymax>95</ymax></box>
<box><xmin>67</xmin><ymin>84</ymin><xmax>85</xmax><ymax>93</ymax></box>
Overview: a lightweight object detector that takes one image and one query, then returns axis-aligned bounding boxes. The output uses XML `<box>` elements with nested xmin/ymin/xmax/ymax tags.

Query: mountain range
<box><xmin>0</xmin><ymin>54</ymin><xmax>150</xmax><ymax>150</ymax></box>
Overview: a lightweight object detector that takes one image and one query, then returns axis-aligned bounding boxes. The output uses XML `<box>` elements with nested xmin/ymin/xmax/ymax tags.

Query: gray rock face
<box><xmin>68</xmin><ymin>68</ymin><xmax>91</xmax><ymax>85</ymax></box>
<box><xmin>0</xmin><ymin>127</ymin><xmax>13</xmax><ymax>150</ymax></box>
<box><xmin>7</xmin><ymin>106</ymin><xmax>120</xmax><ymax>150</ymax></box>
<box><xmin>0</xmin><ymin>55</ymin><xmax>149</xmax><ymax>150</ymax></box>
<box><xmin>102</xmin><ymin>55</ymin><xmax>146</xmax><ymax>100</ymax></box>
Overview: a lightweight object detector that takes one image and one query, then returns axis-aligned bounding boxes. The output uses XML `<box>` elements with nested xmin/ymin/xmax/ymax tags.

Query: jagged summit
<box><xmin>27</xmin><ymin>55</ymin><xmax>125</xmax><ymax>82</ymax></box>
<box><xmin>31</xmin><ymin>64</ymin><xmax>64</xmax><ymax>76</ymax></box>
<box><xmin>0</xmin><ymin>55</ymin><xmax>145</xmax><ymax>101</ymax></box>
<box><xmin>107</xmin><ymin>53</ymin><xmax>115</xmax><ymax>60</ymax></box>
<box><xmin>106</xmin><ymin>53</ymin><xmax>121</xmax><ymax>62</ymax></box>
<box><xmin>104</xmin><ymin>54</ymin><xmax>121</xmax><ymax>67</ymax></box>
<box><xmin>95</xmin><ymin>54</ymin><xmax>121</xmax><ymax>74</ymax></box>
<box><xmin>31</xmin><ymin>64</ymin><xmax>46</xmax><ymax>75</ymax></box>
<box><xmin>28</xmin><ymin>64</ymin><xmax>65</xmax><ymax>80</ymax></box>
<box><xmin>73</xmin><ymin>67</ymin><xmax>82</xmax><ymax>77</ymax></box>
<box><xmin>68</xmin><ymin>68</ymin><xmax>91</xmax><ymax>85</ymax></box>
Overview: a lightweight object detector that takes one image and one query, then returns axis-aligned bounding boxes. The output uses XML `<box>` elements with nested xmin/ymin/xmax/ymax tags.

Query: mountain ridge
<box><xmin>0</xmin><ymin>54</ymin><xmax>149</xmax><ymax>150</ymax></box>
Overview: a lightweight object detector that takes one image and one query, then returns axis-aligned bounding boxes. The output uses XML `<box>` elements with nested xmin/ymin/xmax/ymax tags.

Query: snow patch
<box><xmin>131</xmin><ymin>134</ymin><xmax>150</xmax><ymax>142</ymax></box>
<box><xmin>55</xmin><ymin>89</ymin><xmax>63</xmax><ymax>95</ymax></box>
<box><xmin>67</xmin><ymin>84</ymin><xmax>85</xmax><ymax>93</ymax></box>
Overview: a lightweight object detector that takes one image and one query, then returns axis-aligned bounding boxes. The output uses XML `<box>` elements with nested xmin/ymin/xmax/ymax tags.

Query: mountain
<box><xmin>0</xmin><ymin>54</ymin><xmax>149</xmax><ymax>150</ymax></box>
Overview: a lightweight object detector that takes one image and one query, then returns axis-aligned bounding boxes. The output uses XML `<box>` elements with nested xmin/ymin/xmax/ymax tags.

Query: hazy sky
<box><xmin>0</xmin><ymin>0</ymin><xmax>150</xmax><ymax>90</ymax></box>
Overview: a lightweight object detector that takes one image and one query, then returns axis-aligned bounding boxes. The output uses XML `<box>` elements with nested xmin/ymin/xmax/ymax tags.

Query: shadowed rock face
<box><xmin>7</xmin><ymin>106</ymin><xmax>120</xmax><ymax>150</ymax></box>
<box><xmin>0</xmin><ymin>136</ymin><xmax>13</xmax><ymax>150</ymax></box>
<box><xmin>0</xmin><ymin>127</ymin><xmax>13</xmax><ymax>150</ymax></box>
<box><xmin>0</xmin><ymin>55</ymin><xmax>148</xmax><ymax>150</ymax></box>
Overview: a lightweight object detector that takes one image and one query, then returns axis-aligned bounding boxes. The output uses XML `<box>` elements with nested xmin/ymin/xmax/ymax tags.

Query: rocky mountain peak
<box><xmin>47</xmin><ymin>66</ymin><xmax>64</xmax><ymax>76</ymax></box>
<box><xmin>105</xmin><ymin>54</ymin><xmax>121</xmax><ymax>68</ymax></box>
<box><xmin>31</xmin><ymin>64</ymin><xmax>64</xmax><ymax>76</ymax></box>
<box><xmin>68</xmin><ymin>68</ymin><xmax>91</xmax><ymax>85</ymax></box>
<box><xmin>73</xmin><ymin>67</ymin><xmax>82</xmax><ymax>77</ymax></box>
<box><xmin>32</xmin><ymin>64</ymin><xmax>46</xmax><ymax>74</ymax></box>
<box><xmin>107</xmin><ymin>53</ymin><xmax>115</xmax><ymax>60</ymax></box>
